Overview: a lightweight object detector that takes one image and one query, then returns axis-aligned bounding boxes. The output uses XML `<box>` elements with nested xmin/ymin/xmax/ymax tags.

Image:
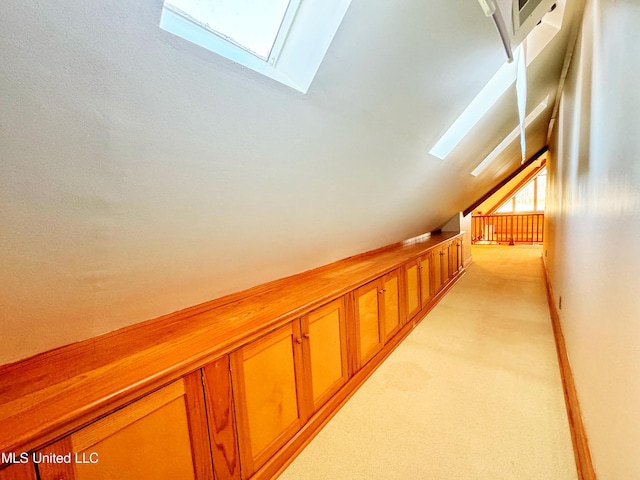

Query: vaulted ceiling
<box><xmin>0</xmin><ymin>0</ymin><xmax>584</xmax><ymax>363</ymax></box>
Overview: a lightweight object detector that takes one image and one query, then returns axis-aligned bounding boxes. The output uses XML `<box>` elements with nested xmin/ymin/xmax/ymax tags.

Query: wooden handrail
<box><xmin>471</xmin><ymin>213</ymin><xmax>544</xmax><ymax>244</ymax></box>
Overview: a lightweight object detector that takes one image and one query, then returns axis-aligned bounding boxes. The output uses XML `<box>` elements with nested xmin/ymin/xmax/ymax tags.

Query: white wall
<box><xmin>0</xmin><ymin>0</ymin><xmax>508</xmax><ymax>364</ymax></box>
<box><xmin>545</xmin><ymin>0</ymin><xmax>640</xmax><ymax>477</ymax></box>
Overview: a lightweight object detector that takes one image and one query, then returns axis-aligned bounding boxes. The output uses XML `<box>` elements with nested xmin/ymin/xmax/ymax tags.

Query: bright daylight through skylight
<box><xmin>429</xmin><ymin>0</ymin><xmax>565</xmax><ymax>170</ymax></box>
<box><xmin>163</xmin><ymin>0</ymin><xmax>294</xmax><ymax>61</ymax></box>
<box><xmin>160</xmin><ymin>0</ymin><xmax>351</xmax><ymax>93</ymax></box>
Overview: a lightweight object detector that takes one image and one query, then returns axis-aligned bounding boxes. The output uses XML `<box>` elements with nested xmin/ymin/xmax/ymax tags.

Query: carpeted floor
<box><xmin>279</xmin><ymin>245</ymin><xmax>576</xmax><ymax>480</ymax></box>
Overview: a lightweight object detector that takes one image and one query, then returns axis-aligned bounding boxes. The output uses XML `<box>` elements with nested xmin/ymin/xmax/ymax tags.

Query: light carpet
<box><xmin>279</xmin><ymin>245</ymin><xmax>576</xmax><ymax>480</ymax></box>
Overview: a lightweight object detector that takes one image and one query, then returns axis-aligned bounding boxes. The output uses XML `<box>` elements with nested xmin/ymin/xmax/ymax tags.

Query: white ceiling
<box><xmin>0</xmin><ymin>0</ymin><xmax>584</xmax><ymax>363</ymax></box>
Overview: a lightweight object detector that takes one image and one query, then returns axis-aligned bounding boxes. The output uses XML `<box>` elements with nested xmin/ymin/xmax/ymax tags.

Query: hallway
<box><xmin>280</xmin><ymin>245</ymin><xmax>576</xmax><ymax>479</ymax></box>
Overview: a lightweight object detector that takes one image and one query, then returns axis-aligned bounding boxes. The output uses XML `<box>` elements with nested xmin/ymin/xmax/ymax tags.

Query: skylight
<box><xmin>163</xmin><ymin>0</ymin><xmax>297</xmax><ymax>62</ymax></box>
<box><xmin>470</xmin><ymin>96</ymin><xmax>549</xmax><ymax>177</ymax></box>
<box><xmin>429</xmin><ymin>0</ymin><xmax>564</xmax><ymax>160</ymax></box>
<box><xmin>429</xmin><ymin>55</ymin><xmax>519</xmax><ymax>160</ymax></box>
<box><xmin>160</xmin><ymin>0</ymin><xmax>352</xmax><ymax>93</ymax></box>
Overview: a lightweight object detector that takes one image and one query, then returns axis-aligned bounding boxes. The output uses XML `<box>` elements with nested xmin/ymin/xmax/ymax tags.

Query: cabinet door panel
<box><xmin>451</xmin><ymin>240</ymin><xmax>461</xmax><ymax>275</ymax></box>
<box><xmin>303</xmin><ymin>298</ymin><xmax>349</xmax><ymax>411</ymax></box>
<box><xmin>355</xmin><ymin>282</ymin><xmax>382</xmax><ymax>367</ymax></box>
<box><xmin>419</xmin><ymin>255</ymin><xmax>431</xmax><ymax>306</ymax></box>
<box><xmin>382</xmin><ymin>273</ymin><xmax>401</xmax><ymax>341</ymax></box>
<box><xmin>38</xmin><ymin>380</ymin><xmax>204</xmax><ymax>480</ymax></box>
<box><xmin>231</xmin><ymin>323</ymin><xmax>305</xmax><ymax>477</ymax></box>
<box><xmin>433</xmin><ymin>250</ymin><xmax>443</xmax><ymax>293</ymax></box>
<box><xmin>442</xmin><ymin>246</ymin><xmax>450</xmax><ymax>283</ymax></box>
<box><xmin>449</xmin><ymin>242</ymin><xmax>457</xmax><ymax>277</ymax></box>
<box><xmin>405</xmin><ymin>262</ymin><xmax>420</xmax><ymax>320</ymax></box>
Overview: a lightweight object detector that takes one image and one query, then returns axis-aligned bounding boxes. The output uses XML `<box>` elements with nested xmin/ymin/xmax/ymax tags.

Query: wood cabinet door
<box><xmin>381</xmin><ymin>271</ymin><xmax>401</xmax><ymax>342</ymax></box>
<box><xmin>419</xmin><ymin>254</ymin><xmax>432</xmax><ymax>307</ymax></box>
<box><xmin>37</xmin><ymin>378</ymin><xmax>211</xmax><ymax>480</ymax></box>
<box><xmin>301</xmin><ymin>298</ymin><xmax>349</xmax><ymax>413</ymax></box>
<box><xmin>449</xmin><ymin>240</ymin><xmax>461</xmax><ymax>279</ymax></box>
<box><xmin>405</xmin><ymin>260</ymin><xmax>421</xmax><ymax>321</ymax></box>
<box><xmin>433</xmin><ymin>249</ymin><xmax>443</xmax><ymax>294</ymax></box>
<box><xmin>231</xmin><ymin>323</ymin><xmax>306</xmax><ymax>478</ymax></box>
<box><xmin>354</xmin><ymin>280</ymin><xmax>383</xmax><ymax>368</ymax></box>
<box><xmin>0</xmin><ymin>463</ymin><xmax>37</xmax><ymax>480</ymax></box>
<box><xmin>441</xmin><ymin>244</ymin><xmax>450</xmax><ymax>284</ymax></box>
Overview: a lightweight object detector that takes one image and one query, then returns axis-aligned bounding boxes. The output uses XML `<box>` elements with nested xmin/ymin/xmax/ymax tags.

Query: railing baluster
<box><xmin>471</xmin><ymin>213</ymin><xmax>545</xmax><ymax>244</ymax></box>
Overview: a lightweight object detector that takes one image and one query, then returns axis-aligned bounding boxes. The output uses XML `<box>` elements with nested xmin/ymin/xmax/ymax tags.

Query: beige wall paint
<box><xmin>440</xmin><ymin>212</ymin><xmax>472</xmax><ymax>266</ymax></box>
<box><xmin>545</xmin><ymin>0</ymin><xmax>640</xmax><ymax>477</ymax></box>
<box><xmin>1</xmin><ymin>0</ymin><xmax>515</xmax><ymax>364</ymax></box>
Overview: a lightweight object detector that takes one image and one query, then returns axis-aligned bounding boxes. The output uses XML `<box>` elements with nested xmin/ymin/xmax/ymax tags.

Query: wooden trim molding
<box><xmin>542</xmin><ymin>259</ymin><xmax>596</xmax><ymax>480</ymax></box>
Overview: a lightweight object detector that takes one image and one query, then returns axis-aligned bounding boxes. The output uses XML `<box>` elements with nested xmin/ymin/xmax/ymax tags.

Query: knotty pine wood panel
<box><xmin>231</xmin><ymin>323</ymin><xmax>307</xmax><ymax>478</ymax></box>
<box><xmin>0</xmin><ymin>463</ymin><xmax>37</xmax><ymax>480</ymax></box>
<box><xmin>201</xmin><ymin>358</ymin><xmax>241</xmax><ymax>480</ymax></box>
<box><xmin>0</xmin><ymin>233</ymin><xmax>463</xmax><ymax>455</ymax></box>
<box><xmin>301</xmin><ymin>298</ymin><xmax>349</xmax><ymax>412</ymax></box>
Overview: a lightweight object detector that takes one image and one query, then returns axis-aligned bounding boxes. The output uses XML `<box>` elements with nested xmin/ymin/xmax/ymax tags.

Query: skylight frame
<box><xmin>267</xmin><ymin>0</ymin><xmax>301</xmax><ymax>65</ymax></box>
<box><xmin>162</xmin><ymin>0</ymin><xmax>301</xmax><ymax>64</ymax></box>
<box><xmin>160</xmin><ymin>0</ymin><xmax>352</xmax><ymax>94</ymax></box>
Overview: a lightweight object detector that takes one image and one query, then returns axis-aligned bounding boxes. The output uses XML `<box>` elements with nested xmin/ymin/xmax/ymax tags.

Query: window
<box><xmin>163</xmin><ymin>0</ymin><xmax>297</xmax><ymax>62</ymax></box>
<box><xmin>160</xmin><ymin>0</ymin><xmax>352</xmax><ymax>93</ymax></box>
<box><xmin>496</xmin><ymin>168</ymin><xmax>547</xmax><ymax>213</ymax></box>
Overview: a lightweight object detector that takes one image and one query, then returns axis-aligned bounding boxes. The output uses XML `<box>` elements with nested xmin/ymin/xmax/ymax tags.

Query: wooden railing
<box><xmin>472</xmin><ymin>213</ymin><xmax>544</xmax><ymax>244</ymax></box>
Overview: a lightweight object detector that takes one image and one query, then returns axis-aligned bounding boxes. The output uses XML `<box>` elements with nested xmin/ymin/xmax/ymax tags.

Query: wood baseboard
<box><xmin>542</xmin><ymin>259</ymin><xmax>596</xmax><ymax>480</ymax></box>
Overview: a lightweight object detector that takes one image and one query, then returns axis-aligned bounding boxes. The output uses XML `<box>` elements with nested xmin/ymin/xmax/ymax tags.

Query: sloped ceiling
<box><xmin>0</xmin><ymin>0</ymin><xmax>582</xmax><ymax>363</ymax></box>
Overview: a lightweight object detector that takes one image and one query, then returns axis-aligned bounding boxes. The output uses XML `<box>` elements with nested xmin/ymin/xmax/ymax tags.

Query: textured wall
<box><xmin>545</xmin><ymin>0</ymin><xmax>640</xmax><ymax>477</ymax></box>
<box><xmin>1</xmin><ymin>0</ymin><xmax>508</xmax><ymax>364</ymax></box>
